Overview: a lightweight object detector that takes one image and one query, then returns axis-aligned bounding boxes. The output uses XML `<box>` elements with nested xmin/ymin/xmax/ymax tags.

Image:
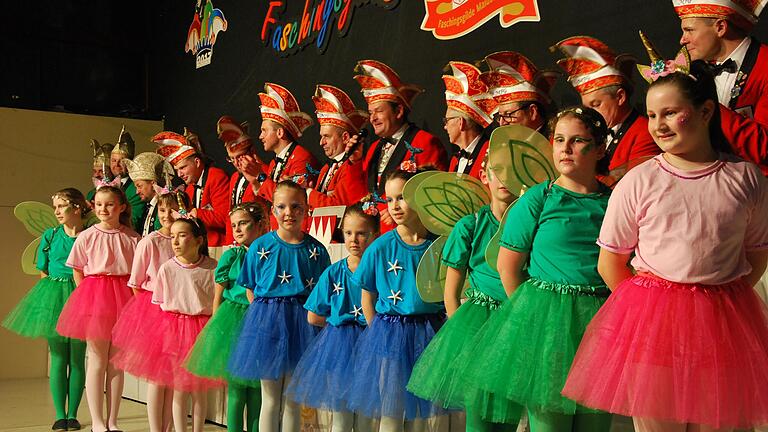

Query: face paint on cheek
<box><xmin>579</xmin><ymin>141</ymin><xmax>596</xmax><ymax>155</ymax></box>
<box><xmin>678</xmin><ymin>113</ymin><xmax>690</xmax><ymax>125</ymax></box>
<box><xmin>272</xmin><ymin>207</ymin><xmax>283</xmax><ymax>217</ymax></box>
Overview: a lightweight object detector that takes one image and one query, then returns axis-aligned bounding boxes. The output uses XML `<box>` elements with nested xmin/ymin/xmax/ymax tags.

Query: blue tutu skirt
<box><xmin>347</xmin><ymin>313</ymin><xmax>447</xmax><ymax>420</ymax></box>
<box><xmin>286</xmin><ymin>322</ymin><xmax>364</xmax><ymax>411</ymax></box>
<box><xmin>227</xmin><ymin>296</ymin><xmax>318</xmax><ymax>381</ymax></box>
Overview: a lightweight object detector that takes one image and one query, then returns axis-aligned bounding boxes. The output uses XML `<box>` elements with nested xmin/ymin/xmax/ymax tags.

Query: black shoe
<box><xmin>67</xmin><ymin>419</ymin><xmax>82</xmax><ymax>431</ymax></box>
<box><xmin>52</xmin><ymin>419</ymin><xmax>68</xmax><ymax>431</ymax></box>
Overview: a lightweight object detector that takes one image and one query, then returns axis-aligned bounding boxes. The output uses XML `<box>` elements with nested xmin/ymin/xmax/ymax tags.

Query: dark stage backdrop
<box><xmin>148</xmin><ymin>1</ymin><xmax>768</xmax><ymax>172</ymax></box>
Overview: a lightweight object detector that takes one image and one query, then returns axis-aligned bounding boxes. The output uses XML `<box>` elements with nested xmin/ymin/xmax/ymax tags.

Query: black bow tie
<box><xmin>708</xmin><ymin>59</ymin><xmax>737</xmax><ymax>76</ymax></box>
<box><xmin>456</xmin><ymin>149</ymin><xmax>471</xmax><ymax>159</ymax></box>
<box><xmin>274</xmin><ymin>156</ymin><xmax>287</xmax><ymax>165</ymax></box>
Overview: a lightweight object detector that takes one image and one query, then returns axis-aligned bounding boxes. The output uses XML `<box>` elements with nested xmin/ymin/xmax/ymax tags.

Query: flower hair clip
<box><xmin>51</xmin><ymin>194</ymin><xmax>81</xmax><ymax>209</ymax></box>
<box><xmin>360</xmin><ymin>194</ymin><xmax>382</xmax><ymax>216</ymax></box>
<box><xmin>152</xmin><ymin>183</ymin><xmax>186</xmax><ymax>195</ymax></box>
<box><xmin>92</xmin><ymin>176</ymin><xmax>122</xmax><ymax>190</ymax></box>
<box><xmin>637</xmin><ymin>31</ymin><xmax>694</xmax><ymax>84</ymax></box>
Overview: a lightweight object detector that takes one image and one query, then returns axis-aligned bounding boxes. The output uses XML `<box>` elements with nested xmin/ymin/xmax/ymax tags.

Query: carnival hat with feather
<box><xmin>673</xmin><ymin>0</ymin><xmax>767</xmax><ymax>31</ymax></box>
<box><xmin>259</xmin><ymin>83</ymin><xmax>313</xmax><ymax>140</ymax></box>
<box><xmin>354</xmin><ymin>60</ymin><xmax>425</xmax><ymax>109</ymax></box>
<box><xmin>443</xmin><ymin>61</ymin><xmax>497</xmax><ymax>128</ymax></box>
<box><xmin>217</xmin><ymin>116</ymin><xmax>252</xmax><ymax>153</ymax></box>
<box><xmin>552</xmin><ymin>36</ymin><xmax>636</xmax><ymax>95</ymax></box>
<box><xmin>479</xmin><ymin>52</ymin><xmax>558</xmax><ymax>107</ymax></box>
<box><xmin>154</xmin><ymin>131</ymin><xmax>198</xmax><ymax>167</ymax></box>
<box><xmin>312</xmin><ymin>84</ymin><xmax>369</xmax><ymax>133</ymax></box>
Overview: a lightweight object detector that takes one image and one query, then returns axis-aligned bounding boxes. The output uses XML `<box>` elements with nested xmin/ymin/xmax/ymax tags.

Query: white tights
<box><xmin>260</xmin><ymin>375</ymin><xmax>301</xmax><ymax>432</ymax></box>
<box><xmin>331</xmin><ymin>411</ymin><xmax>375</xmax><ymax>432</ymax></box>
<box><xmin>380</xmin><ymin>416</ymin><xmax>429</xmax><ymax>432</ymax></box>
<box><xmin>172</xmin><ymin>390</ymin><xmax>207</xmax><ymax>432</ymax></box>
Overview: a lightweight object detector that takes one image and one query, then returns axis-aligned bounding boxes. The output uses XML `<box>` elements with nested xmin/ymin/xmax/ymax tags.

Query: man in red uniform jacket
<box><xmin>553</xmin><ymin>36</ymin><xmax>661</xmax><ymax>172</ymax></box>
<box><xmin>307</xmin><ymin>84</ymin><xmax>369</xmax><ymax>209</ymax></box>
<box><xmin>154</xmin><ymin>131</ymin><xmax>230</xmax><ymax>247</ymax></box>
<box><xmin>354</xmin><ymin>60</ymin><xmax>448</xmax><ymax>231</ymax></box>
<box><xmin>217</xmin><ymin>115</ymin><xmax>270</xmax><ymax>244</ymax></box>
<box><xmin>442</xmin><ymin>61</ymin><xmax>497</xmax><ymax>180</ymax></box>
<box><xmin>675</xmin><ymin>0</ymin><xmax>768</xmax><ymax>174</ymax></box>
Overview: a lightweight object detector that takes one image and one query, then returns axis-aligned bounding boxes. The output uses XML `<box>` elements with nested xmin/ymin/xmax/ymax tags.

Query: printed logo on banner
<box><xmin>261</xmin><ymin>0</ymin><xmax>400</xmax><ymax>56</ymax></box>
<box><xmin>185</xmin><ymin>0</ymin><xmax>229</xmax><ymax>68</ymax></box>
<box><xmin>421</xmin><ymin>0</ymin><xmax>540</xmax><ymax>40</ymax></box>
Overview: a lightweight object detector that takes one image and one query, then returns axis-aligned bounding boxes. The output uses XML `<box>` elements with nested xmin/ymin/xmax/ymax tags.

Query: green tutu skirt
<box><xmin>3</xmin><ymin>276</ymin><xmax>75</xmax><ymax>341</ymax></box>
<box><xmin>444</xmin><ymin>278</ymin><xmax>610</xmax><ymax>419</ymax></box>
<box><xmin>184</xmin><ymin>299</ymin><xmax>256</xmax><ymax>385</ymax></box>
<box><xmin>407</xmin><ymin>290</ymin><xmax>522</xmax><ymax>422</ymax></box>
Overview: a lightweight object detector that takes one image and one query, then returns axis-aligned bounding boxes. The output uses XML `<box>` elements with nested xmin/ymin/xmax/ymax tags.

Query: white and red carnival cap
<box><xmin>553</xmin><ymin>36</ymin><xmax>635</xmax><ymax>95</ymax></box>
<box><xmin>312</xmin><ymin>85</ymin><xmax>369</xmax><ymax>133</ymax></box>
<box><xmin>480</xmin><ymin>51</ymin><xmax>557</xmax><ymax>106</ymax></box>
<box><xmin>353</xmin><ymin>60</ymin><xmax>424</xmax><ymax>109</ymax></box>
<box><xmin>217</xmin><ymin>116</ymin><xmax>251</xmax><ymax>153</ymax></box>
<box><xmin>442</xmin><ymin>61</ymin><xmax>497</xmax><ymax>128</ymax></box>
<box><xmin>258</xmin><ymin>83</ymin><xmax>313</xmax><ymax>140</ymax></box>
<box><xmin>673</xmin><ymin>0</ymin><xmax>767</xmax><ymax>30</ymax></box>
<box><xmin>153</xmin><ymin>131</ymin><xmax>197</xmax><ymax>167</ymax></box>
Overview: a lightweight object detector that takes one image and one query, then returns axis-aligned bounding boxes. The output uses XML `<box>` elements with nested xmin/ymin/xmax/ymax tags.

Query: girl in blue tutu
<box><xmin>227</xmin><ymin>180</ymin><xmax>331</xmax><ymax>432</ymax></box>
<box><xmin>3</xmin><ymin>188</ymin><xmax>89</xmax><ymax>431</ymax></box>
<box><xmin>347</xmin><ymin>169</ymin><xmax>447</xmax><ymax>432</ymax></box>
<box><xmin>287</xmin><ymin>202</ymin><xmax>380</xmax><ymax>432</ymax></box>
<box><xmin>184</xmin><ymin>201</ymin><xmax>269</xmax><ymax>432</ymax></box>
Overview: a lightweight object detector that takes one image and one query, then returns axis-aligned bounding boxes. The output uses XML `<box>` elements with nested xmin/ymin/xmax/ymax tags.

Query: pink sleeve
<box><xmin>66</xmin><ymin>233</ymin><xmax>88</xmax><ymax>270</ymax></box>
<box><xmin>745</xmin><ymin>168</ymin><xmax>768</xmax><ymax>251</ymax></box>
<box><xmin>152</xmin><ymin>264</ymin><xmax>168</xmax><ymax>305</ymax></box>
<box><xmin>128</xmin><ymin>239</ymin><xmax>149</xmax><ymax>288</ymax></box>
<box><xmin>597</xmin><ymin>176</ymin><xmax>639</xmax><ymax>255</ymax></box>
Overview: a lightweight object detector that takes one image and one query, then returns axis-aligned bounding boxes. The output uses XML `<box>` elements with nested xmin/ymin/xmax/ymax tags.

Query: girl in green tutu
<box><xmin>407</xmin><ymin>153</ymin><xmax>519</xmax><ymax>432</ymax></box>
<box><xmin>442</xmin><ymin>107</ymin><xmax>614</xmax><ymax>432</ymax></box>
<box><xmin>3</xmin><ymin>188</ymin><xmax>89</xmax><ymax>431</ymax></box>
<box><xmin>184</xmin><ymin>201</ymin><xmax>269</xmax><ymax>432</ymax></box>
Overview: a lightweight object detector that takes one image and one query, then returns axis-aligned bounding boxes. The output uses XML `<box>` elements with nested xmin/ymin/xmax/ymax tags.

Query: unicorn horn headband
<box><xmin>636</xmin><ymin>31</ymin><xmax>693</xmax><ymax>83</ymax></box>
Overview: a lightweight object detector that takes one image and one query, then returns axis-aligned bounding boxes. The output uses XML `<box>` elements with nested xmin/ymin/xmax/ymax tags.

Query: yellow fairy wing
<box><xmin>21</xmin><ymin>237</ymin><xmax>42</xmax><ymax>275</ymax></box>
<box><xmin>14</xmin><ymin>201</ymin><xmax>58</xmax><ymax>237</ymax></box>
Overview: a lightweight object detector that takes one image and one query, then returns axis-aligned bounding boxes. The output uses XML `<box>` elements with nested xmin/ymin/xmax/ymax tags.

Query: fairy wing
<box><xmin>404</xmin><ymin>171</ymin><xmax>490</xmax><ymax>236</ymax></box>
<box><xmin>20</xmin><ymin>237</ymin><xmax>42</xmax><ymax>275</ymax></box>
<box><xmin>485</xmin><ymin>201</ymin><xmax>515</xmax><ymax>272</ymax></box>
<box><xmin>14</xmin><ymin>201</ymin><xmax>58</xmax><ymax>237</ymax></box>
<box><xmin>488</xmin><ymin>125</ymin><xmax>556</xmax><ymax>197</ymax></box>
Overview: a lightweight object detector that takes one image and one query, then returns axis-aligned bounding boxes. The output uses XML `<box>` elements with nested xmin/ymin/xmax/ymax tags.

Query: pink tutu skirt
<box><xmin>562</xmin><ymin>275</ymin><xmax>768</xmax><ymax>429</ymax></box>
<box><xmin>56</xmin><ymin>275</ymin><xmax>132</xmax><ymax>341</ymax></box>
<box><xmin>111</xmin><ymin>309</ymin><xmax>223</xmax><ymax>392</ymax></box>
<box><xmin>112</xmin><ymin>289</ymin><xmax>163</xmax><ymax>351</ymax></box>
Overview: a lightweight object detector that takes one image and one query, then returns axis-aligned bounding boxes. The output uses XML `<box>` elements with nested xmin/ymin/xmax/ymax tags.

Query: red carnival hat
<box><xmin>553</xmin><ymin>36</ymin><xmax>635</xmax><ymax>95</ymax></box>
<box><xmin>217</xmin><ymin>116</ymin><xmax>252</xmax><ymax>153</ymax></box>
<box><xmin>153</xmin><ymin>131</ymin><xmax>197</xmax><ymax>167</ymax></box>
<box><xmin>312</xmin><ymin>85</ymin><xmax>369</xmax><ymax>133</ymax></box>
<box><xmin>673</xmin><ymin>0</ymin><xmax>766</xmax><ymax>30</ymax></box>
<box><xmin>353</xmin><ymin>60</ymin><xmax>424</xmax><ymax>109</ymax></box>
<box><xmin>442</xmin><ymin>61</ymin><xmax>497</xmax><ymax>128</ymax></box>
<box><xmin>258</xmin><ymin>83</ymin><xmax>313</xmax><ymax>140</ymax></box>
<box><xmin>480</xmin><ymin>51</ymin><xmax>557</xmax><ymax>106</ymax></box>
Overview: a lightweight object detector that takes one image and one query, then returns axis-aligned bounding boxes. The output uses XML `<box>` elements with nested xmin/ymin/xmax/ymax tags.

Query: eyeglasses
<box><xmin>493</xmin><ymin>106</ymin><xmax>529</xmax><ymax>122</ymax></box>
<box><xmin>442</xmin><ymin>116</ymin><xmax>460</xmax><ymax>125</ymax></box>
<box><xmin>225</xmin><ymin>153</ymin><xmax>248</xmax><ymax>164</ymax></box>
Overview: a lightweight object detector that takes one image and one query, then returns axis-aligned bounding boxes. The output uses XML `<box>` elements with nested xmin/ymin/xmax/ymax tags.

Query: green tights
<box><xmin>466</xmin><ymin>410</ymin><xmax>518</xmax><ymax>432</ymax></box>
<box><xmin>48</xmin><ymin>337</ymin><xmax>86</xmax><ymax>420</ymax></box>
<box><xmin>528</xmin><ymin>408</ymin><xmax>612</xmax><ymax>432</ymax></box>
<box><xmin>227</xmin><ymin>381</ymin><xmax>261</xmax><ymax>432</ymax></box>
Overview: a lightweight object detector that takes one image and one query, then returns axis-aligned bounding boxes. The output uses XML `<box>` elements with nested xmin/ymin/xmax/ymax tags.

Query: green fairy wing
<box><xmin>404</xmin><ymin>172</ymin><xmax>490</xmax><ymax>236</ymax></box>
<box><xmin>14</xmin><ymin>201</ymin><xmax>58</xmax><ymax>237</ymax></box>
<box><xmin>14</xmin><ymin>202</ymin><xmax>58</xmax><ymax>275</ymax></box>
<box><xmin>415</xmin><ymin>235</ymin><xmax>450</xmax><ymax>303</ymax></box>
<box><xmin>488</xmin><ymin>125</ymin><xmax>556</xmax><ymax>197</ymax></box>
<box><xmin>20</xmin><ymin>237</ymin><xmax>42</xmax><ymax>275</ymax></box>
<box><xmin>485</xmin><ymin>201</ymin><xmax>515</xmax><ymax>272</ymax></box>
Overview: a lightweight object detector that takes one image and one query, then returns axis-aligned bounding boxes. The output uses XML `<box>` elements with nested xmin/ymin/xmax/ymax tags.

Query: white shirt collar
<box><xmin>195</xmin><ymin>168</ymin><xmax>206</xmax><ymax>187</ymax></box>
<box><xmin>462</xmin><ymin>135</ymin><xmax>482</xmax><ymax>156</ymax></box>
<box><xmin>723</xmin><ymin>37</ymin><xmax>751</xmax><ymax>71</ymax></box>
<box><xmin>332</xmin><ymin>151</ymin><xmax>345</xmax><ymax>162</ymax></box>
<box><xmin>390</xmin><ymin>124</ymin><xmax>409</xmax><ymax>143</ymax></box>
<box><xmin>275</xmin><ymin>144</ymin><xmax>292</xmax><ymax>160</ymax></box>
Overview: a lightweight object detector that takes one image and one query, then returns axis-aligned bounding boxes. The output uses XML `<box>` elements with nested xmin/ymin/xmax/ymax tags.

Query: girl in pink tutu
<box><xmin>113</xmin><ymin>216</ymin><xmax>222</xmax><ymax>432</ymax></box>
<box><xmin>561</xmin><ymin>39</ymin><xmax>768</xmax><ymax>431</ymax></box>
<box><xmin>111</xmin><ymin>190</ymin><xmax>190</xmax><ymax>432</ymax></box>
<box><xmin>56</xmin><ymin>185</ymin><xmax>140</xmax><ymax>432</ymax></box>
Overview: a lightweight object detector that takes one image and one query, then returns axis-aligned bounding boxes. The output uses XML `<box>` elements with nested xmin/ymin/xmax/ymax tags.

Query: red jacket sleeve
<box><xmin>720</xmin><ymin>105</ymin><xmax>768</xmax><ymax>175</ymax></box>
<box><xmin>196</xmin><ymin>167</ymin><xmax>230</xmax><ymax>230</ymax></box>
<box><xmin>308</xmin><ymin>160</ymin><xmax>368</xmax><ymax>208</ymax></box>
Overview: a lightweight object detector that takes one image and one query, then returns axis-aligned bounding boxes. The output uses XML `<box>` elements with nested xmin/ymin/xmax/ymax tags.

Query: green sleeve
<box><xmin>441</xmin><ymin>214</ymin><xmax>475</xmax><ymax>269</ymax></box>
<box><xmin>214</xmin><ymin>249</ymin><xmax>237</xmax><ymax>287</ymax></box>
<box><xmin>36</xmin><ymin>228</ymin><xmax>55</xmax><ymax>273</ymax></box>
<box><xmin>500</xmin><ymin>182</ymin><xmax>548</xmax><ymax>253</ymax></box>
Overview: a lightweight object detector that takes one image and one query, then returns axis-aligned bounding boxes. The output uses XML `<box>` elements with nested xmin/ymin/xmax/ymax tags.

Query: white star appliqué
<box><xmin>305</xmin><ymin>278</ymin><xmax>316</xmax><ymax>289</ymax></box>
<box><xmin>309</xmin><ymin>247</ymin><xmax>320</xmax><ymax>260</ymax></box>
<box><xmin>387</xmin><ymin>289</ymin><xmax>403</xmax><ymax>305</ymax></box>
<box><xmin>387</xmin><ymin>259</ymin><xmax>403</xmax><ymax>276</ymax></box>
<box><xmin>332</xmin><ymin>282</ymin><xmax>344</xmax><ymax>295</ymax></box>
<box><xmin>278</xmin><ymin>271</ymin><xmax>292</xmax><ymax>284</ymax></box>
<box><xmin>257</xmin><ymin>248</ymin><xmax>271</xmax><ymax>260</ymax></box>
<box><xmin>351</xmin><ymin>305</ymin><xmax>363</xmax><ymax>317</ymax></box>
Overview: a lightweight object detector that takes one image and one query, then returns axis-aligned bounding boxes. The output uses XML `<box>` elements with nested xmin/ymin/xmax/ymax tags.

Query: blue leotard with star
<box><xmin>236</xmin><ymin>231</ymin><xmax>331</xmax><ymax>298</ymax></box>
<box><xmin>352</xmin><ymin>229</ymin><xmax>444</xmax><ymax>316</ymax></box>
<box><xmin>304</xmin><ymin>258</ymin><xmax>367</xmax><ymax>326</ymax></box>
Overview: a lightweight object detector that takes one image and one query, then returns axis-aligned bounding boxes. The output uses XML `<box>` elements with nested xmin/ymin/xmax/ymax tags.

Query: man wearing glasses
<box><xmin>443</xmin><ymin>61</ymin><xmax>497</xmax><ymax>180</ymax></box>
<box><xmin>553</xmin><ymin>36</ymin><xmax>659</xmax><ymax>171</ymax></box>
<box><xmin>217</xmin><ymin>115</ymin><xmax>268</xmax><ymax>244</ymax></box>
